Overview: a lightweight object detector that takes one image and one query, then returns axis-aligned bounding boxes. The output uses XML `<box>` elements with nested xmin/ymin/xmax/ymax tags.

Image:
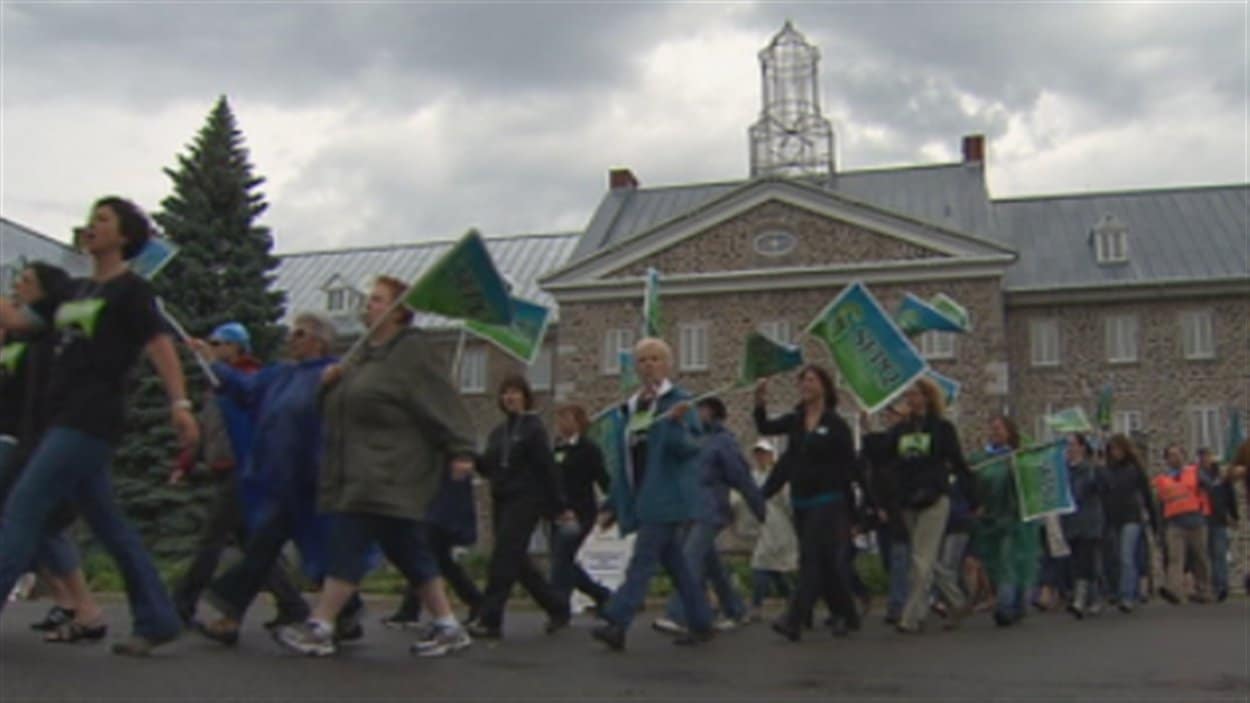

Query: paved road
<box><xmin>0</xmin><ymin>597</ymin><xmax>1246</xmax><ymax>701</ymax></box>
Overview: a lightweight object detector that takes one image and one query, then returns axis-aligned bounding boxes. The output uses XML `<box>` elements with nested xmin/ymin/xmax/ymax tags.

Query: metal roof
<box><xmin>0</xmin><ymin>217</ymin><xmax>90</xmax><ymax>278</ymax></box>
<box><xmin>572</xmin><ymin>162</ymin><xmax>995</xmax><ymax>262</ymax></box>
<box><xmin>996</xmin><ymin>185</ymin><xmax>1249</xmax><ymax>290</ymax></box>
<box><xmin>274</xmin><ymin>232</ymin><xmax>581</xmax><ymax>329</ymax></box>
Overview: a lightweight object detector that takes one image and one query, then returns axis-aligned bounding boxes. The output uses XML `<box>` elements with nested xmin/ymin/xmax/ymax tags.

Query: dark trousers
<box><xmin>172</xmin><ymin>472</ymin><xmax>305</xmax><ymax>621</ymax></box>
<box><xmin>751</xmin><ymin>569</ymin><xmax>792</xmax><ymax>607</ymax></box>
<box><xmin>786</xmin><ymin>502</ymin><xmax>859</xmax><ymax>630</ymax></box>
<box><xmin>1069</xmin><ymin>537</ymin><xmax>1100</xmax><ymax>582</ymax></box>
<box><xmin>394</xmin><ymin>525</ymin><xmax>485</xmax><ymax>618</ymax></box>
<box><xmin>478</xmin><ymin>493</ymin><xmax>567</xmax><ymax>629</ymax></box>
<box><xmin>208</xmin><ymin>504</ymin><xmax>310</xmax><ymax>622</ymax></box>
<box><xmin>549</xmin><ymin>521</ymin><xmax>611</xmax><ymax>606</ymax></box>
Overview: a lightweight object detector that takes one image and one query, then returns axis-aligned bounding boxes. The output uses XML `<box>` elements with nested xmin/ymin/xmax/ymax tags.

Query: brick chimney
<box><xmin>962</xmin><ymin>134</ymin><xmax>985</xmax><ymax>164</ymax></box>
<box><xmin>609</xmin><ymin>168</ymin><xmax>639</xmax><ymax>191</ymax></box>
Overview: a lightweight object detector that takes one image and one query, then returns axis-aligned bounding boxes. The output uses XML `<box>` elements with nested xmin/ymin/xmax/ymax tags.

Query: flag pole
<box><xmin>450</xmin><ymin>326</ymin><xmax>467</xmax><ymax>379</ymax></box>
<box><xmin>156</xmin><ymin>298</ymin><xmax>219</xmax><ymax>387</ymax></box>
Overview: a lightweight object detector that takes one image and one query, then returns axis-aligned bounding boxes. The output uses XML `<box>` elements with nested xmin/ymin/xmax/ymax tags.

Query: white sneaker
<box><xmin>714</xmin><ymin>615</ymin><xmax>751</xmax><ymax>632</ymax></box>
<box><xmin>274</xmin><ymin>621</ymin><xmax>336</xmax><ymax>657</ymax></box>
<box><xmin>651</xmin><ymin>617</ymin><xmax>687</xmax><ymax>636</ymax></box>
<box><xmin>411</xmin><ymin>624</ymin><xmax>472</xmax><ymax>658</ymax></box>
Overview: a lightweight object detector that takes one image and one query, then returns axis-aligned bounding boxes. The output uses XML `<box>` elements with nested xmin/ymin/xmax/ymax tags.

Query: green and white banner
<box><xmin>806</xmin><ymin>281</ymin><xmax>927</xmax><ymax>413</ymax></box>
<box><xmin>1012</xmin><ymin>441</ymin><xmax>1076</xmax><ymax>521</ymax></box>
<box><xmin>463</xmin><ymin>296</ymin><xmax>552</xmax><ymax>365</ymax></box>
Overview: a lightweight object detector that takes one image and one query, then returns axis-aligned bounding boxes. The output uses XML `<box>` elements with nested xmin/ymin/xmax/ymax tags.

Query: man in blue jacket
<box><xmin>170</xmin><ymin>322</ymin><xmax>305</xmax><ymax>628</ymax></box>
<box><xmin>591</xmin><ymin>338</ymin><xmax>714</xmax><ymax>651</ymax></box>
<box><xmin>654</xmin><ymin>396</ymin><xmax>765</xmax><ymax>635</ymax></box>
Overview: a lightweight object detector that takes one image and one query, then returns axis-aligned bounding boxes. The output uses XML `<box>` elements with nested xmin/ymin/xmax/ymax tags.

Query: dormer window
<box><xmin>323</xmin><ymin>275</ymin><xmax>364</xmax><ymax>314</ymax></box>
<box><xmin>1091</xmin><ymin>214</ymin><xmax>1128</xmax><ymax>265</ymax></box>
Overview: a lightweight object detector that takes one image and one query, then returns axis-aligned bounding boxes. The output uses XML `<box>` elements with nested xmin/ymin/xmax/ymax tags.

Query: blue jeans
<box><xmin>0</xmin><ymin>439</ymin><xmax>80</xmax><ymax>577</ymax></box>
<box><xmin>751</xmin><ymin>569</ymin><xmax>792</xmax><ymax>607</ymax></box>
<box><xmin>0</xmin><ymin>428</ymin><xmax>180</xmax><ymax>639</ymax></box>
<box><xmin>603</xmin><ymin>522</ymin><xmax>711</xmax><ymax>633</ymax></box>
<box><xmin>664</xmin><ymin>521</ymin><xmax>746</xmax><ymax>625</ymax></box>
<box><xmin>1209</xmin><ymin>525</ymin><xmax>1230</xmax><ymax>596</ymax></box>
<box><xmin>887</xmin><ymin>541</ymin><xmax>910</xmax><ymax>619</ymax></box>
<box><xmin>1117</xmin><ymin>523</ymin><xmax>1143</xmax><ymax>602</ymax></box>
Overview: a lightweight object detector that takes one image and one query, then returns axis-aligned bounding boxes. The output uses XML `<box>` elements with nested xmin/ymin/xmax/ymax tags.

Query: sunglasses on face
<box><xmin>208</xmin><ymin>340</ymin><xmax>224</xmax><ymax>347</ymax></box>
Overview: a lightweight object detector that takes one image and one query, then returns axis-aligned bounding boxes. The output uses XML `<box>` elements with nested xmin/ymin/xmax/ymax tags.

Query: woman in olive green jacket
<box><xmin>274</xmin><ymin>276</ymin><xmax>479</xmax><ymax>659</ymax></box>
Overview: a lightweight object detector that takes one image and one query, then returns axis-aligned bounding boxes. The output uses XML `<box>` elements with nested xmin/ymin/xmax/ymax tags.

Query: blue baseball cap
<box><xmin>209</xmin><ymin>322</ymin><xmax>252</xmax><ymax>353</ymax></box>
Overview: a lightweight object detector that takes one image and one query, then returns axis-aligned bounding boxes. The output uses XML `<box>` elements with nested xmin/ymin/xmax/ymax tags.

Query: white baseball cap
<box><xmin>752</xmin><ymin>439</ymin><xmax>776</xmax><ymax>455</ymax></box>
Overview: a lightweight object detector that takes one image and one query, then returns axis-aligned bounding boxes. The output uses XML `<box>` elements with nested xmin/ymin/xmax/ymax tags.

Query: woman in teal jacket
<box><xmin>590</xmin><ymin>338</ymin><xmax>713</xmax><ymax>651</ymax></box>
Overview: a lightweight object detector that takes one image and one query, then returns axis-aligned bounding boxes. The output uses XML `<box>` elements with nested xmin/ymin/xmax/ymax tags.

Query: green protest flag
<box><xmin>1012</xmin><ymin>441</ymin><xmax>1076</xmax><ymax>521</ymax></box>
<box><xmin>1224</xmin><ymin>408</ymin><xmax>1245</xmax><ymax>462</ymax></box>
<box><xmin>404</xmin><ymin>230</ymin><xmax>513</xmax><ymax>326</ymax></box>
<box><xmin>805</xmin><ymin>281</ymin><xmax>928</xmax><ymax>413</ymax></box>
<box><xmin>1095</xmin><ymin>384</ymin><xmax>1113</xmax><ymax>431</ymax></box>
<box><xmin>641</xmin><ymin>267</ymin><xmax>663</xmax><ymax>338</ymax></box>
<box><xmin>588</xmin><ymin>406</ymin><xmax>626</xmax><ymax>487</ymax></box>
<box><xmin>619</xmin><ymin>350</ymin><xmax>640</xmax><ymax>395</ymax></box>
<box><xmin>739</xmin><ymin>331</ymin><xmax>804</xmax><ymax>386</ymax></box>
<box><xmin>463</xmin><ymin>296</ymin><xmax>552</xmax><ymax>364</ymax></box>
<box><xmin>1045</xmin><ymin>406</ymin><xmax>1093</xmax><ymax>434</ymax></box>
<box><xmin>929</xmin><ymin>293</ymin><xmax>972</xmax><ymax>332</ymax></box>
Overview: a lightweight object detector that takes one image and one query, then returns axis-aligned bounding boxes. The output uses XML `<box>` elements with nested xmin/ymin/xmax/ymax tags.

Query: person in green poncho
<box><xmin>968</xmin><ymin>415</ymin><xmax>1040</xmax><ymax>627</ymax></box>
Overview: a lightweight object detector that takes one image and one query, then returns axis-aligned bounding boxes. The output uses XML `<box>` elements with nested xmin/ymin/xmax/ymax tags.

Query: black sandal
<box><xmin>30</xmin><ymin>605</ymin><xmax>75</xmax><ymax>632</ymax></box>
<box><xmin>44</xmin><ymin>620</ymin><xmax>108</xmax><ymax>643</ymax></box>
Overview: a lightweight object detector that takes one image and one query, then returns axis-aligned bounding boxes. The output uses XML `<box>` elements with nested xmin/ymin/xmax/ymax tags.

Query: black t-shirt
<box><xmin>44</xmin><ymin>272</ymin><xmax>164</xmax><ymax>444</ymax></box>
<box><xmin>0</xmin><ymin>339</ymin><xmax>28</xmax><ymax>437</ymax></box>
<box><xmin>0</xmin><ymin>301</ymin><xmax>58</xmax><ymax>442</ymax></box>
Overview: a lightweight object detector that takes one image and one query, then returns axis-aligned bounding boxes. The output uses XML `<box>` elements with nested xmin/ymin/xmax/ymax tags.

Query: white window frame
<box><xmin>1030</xmin><ymin>319</ymin><xmax>1060</xmax><ymax>367</ymax></box>
<box><xmin>757</xmin><ymin>320</ymin><xmax>793</xmax><ymax>345</ymax></box>
<box><xmin>458</xmin><ymin>347</ymin><xmax>487</xmax><ymax>394</ymax></box>
<box><xmin>527</xmin><ymin>346</ymin><xmax>553</xmax><ymax>392</ymax></box>
<box><xmin>1187</xmin><ymin>406</ymin><xmax>1222</xmax><ymax>455</ymax></box>
<box><xmin>1034</xmin><ymin>402</ymin><xmax>1056</xmax><ymax>443</ymax></box>
<box><xmin>1104</xmin><ymin>314</ymin><xmax>1139</xmax><ymax>364</ymax></box>
<box><xmin>1180</xmin><ymin>310</ymin><xmax>1215</xmax><ymax>360</ymax></box>
<box><xmin>1095</xmin><ymin>229</ymin><xmax>1128</xmax><ymax>264</ymax></box>
<box><xmin>601</xmin><ymin>328</ymin><xmax>635</xmax><ymax>376</ymax></box>
<box><xmin>678</xmin><ymin>322</ymin><xmax>709</xmax><ymax>372</ymax></box>
<box><xmin>326</xmin><ymin>288</ymin><xmax>346</xmax><ymax>312</ymax></box>
<box><xmin>1112</xmin><ymin>410</ymin><xmax>1143</xmax><ymax>436</ymax></box>
<box><xmin>918</xmin><ymin>330</ymin><xmax>955</xmax><ymax>360</ymax></box>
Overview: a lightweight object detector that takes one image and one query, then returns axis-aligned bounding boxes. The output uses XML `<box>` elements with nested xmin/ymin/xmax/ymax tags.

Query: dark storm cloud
<box><xmin>3</xmin><ymin>2</ymin><xmax>669</xmax><ymax>109</ymax></box>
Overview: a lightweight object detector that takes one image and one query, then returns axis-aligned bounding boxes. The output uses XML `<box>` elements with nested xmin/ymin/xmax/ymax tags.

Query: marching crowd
<box><xmin>0</xmin><ymin>195</ymin><xmax>1246</xmax><ymax>659</ymax></box>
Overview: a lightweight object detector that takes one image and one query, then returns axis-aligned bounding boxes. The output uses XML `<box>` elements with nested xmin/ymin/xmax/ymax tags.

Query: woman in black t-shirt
<box><xmin>0</xmin><ymin>196</ymin><xmax>199</xmax><ymax>657</ymax></box>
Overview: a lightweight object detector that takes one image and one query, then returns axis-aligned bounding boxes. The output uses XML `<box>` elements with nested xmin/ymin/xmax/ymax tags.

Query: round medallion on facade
<box><xmin>753</xmin><ymin>229</ymin><xmax>797</xmax><ymax>257</ymax></box>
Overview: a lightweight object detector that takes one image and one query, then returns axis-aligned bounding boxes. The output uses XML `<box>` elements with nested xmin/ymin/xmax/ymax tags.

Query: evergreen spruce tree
<box><xmin>110</xmin><ymin>96</ymin><xmax>286</xmax><ymax>562</ymax></box>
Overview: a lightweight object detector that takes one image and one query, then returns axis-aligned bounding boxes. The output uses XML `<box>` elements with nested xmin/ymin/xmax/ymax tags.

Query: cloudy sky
<box><xmin>2</xmin><ymin>2</ymin><xmax>1245</xmax><ymax>253</ymax></box>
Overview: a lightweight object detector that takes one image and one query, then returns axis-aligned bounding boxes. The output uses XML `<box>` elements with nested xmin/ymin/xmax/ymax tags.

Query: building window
<box><xmin>1104</xmin><ymin>315</ymin><xmax>1139</xmax><ymax>363</ymax></box>
<box><xmin>757</xmin><ymin>320</ymin><xmax>793</xmax><ymax>345</ymax></box>
<box><xmin>1188</xmin><ymin>406</ymin><xmax>1222</xmax><ymax>455</ymax></box>
<box><xmin>678</xmin><ymin>323</ymin><xmax>709</xmax><ymax>372</ymax></box>
<box><xmin>459</xmin><ymin>347</ymin><xmax>487</xmax><ymax>394</ymax></box>
<box><xmin>528</xmin><ymin>346</ymin><xmax>553</xmax><ymax>392</ymax></box>
<box><xmin>325</xmin><ymin>287</ymin><xmax>362</xmax><ymax>313</ymax></box>
<box><xmin>1092</xmin><ymin>214</ymin><xmax>1128</xmax><ymax>264</ymax></box>
<box><xmin>1030</xmin><ymin>319</ymin><xmax>1060</xmax><ymax>367</ymax></box>
<box><xmin>918</xmin><ymin>331</ymin><xmax>955</xmax><ymax>360</ymax></box>
<box><xmin>1113</xmin><ymin>411</ymin><xmax>1143</xmax><ymax>436</ymax></box>
<box><xmin>601</xmin><ymin>328</ymin><xmax>635</xmax><ymax>376</ymax></box>
<box><xmin>1181</xmin><ymin>310</ymin><xmax>1215</xmax><ymax>359</ymax></box>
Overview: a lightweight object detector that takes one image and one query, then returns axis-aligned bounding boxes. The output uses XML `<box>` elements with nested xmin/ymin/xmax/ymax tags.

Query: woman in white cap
<box><xmin>744</xmin><ymin>439</ymin><xmax>798</xmax><ymax>618</ymax></box>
